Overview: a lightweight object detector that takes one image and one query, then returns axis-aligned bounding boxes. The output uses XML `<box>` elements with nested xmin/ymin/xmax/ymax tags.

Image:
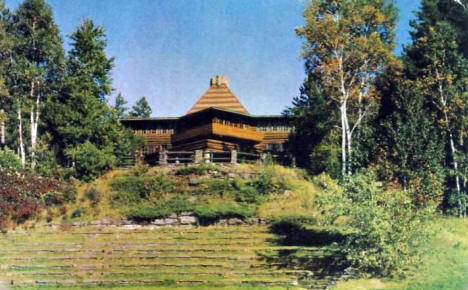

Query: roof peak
<box><xmin>210</xmin><ymin>75</ymin><xmax>229</xmax><ymax>88</ymax></box>
<box><xmin>187</xmin><ymin>76</ymin><xmax>249</xmax><ymax>115</ymax></box>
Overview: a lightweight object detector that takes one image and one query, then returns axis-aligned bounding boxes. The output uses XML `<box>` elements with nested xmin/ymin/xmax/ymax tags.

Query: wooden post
<box><xmin>231</xmin><ymin>150</ymin><xmax>237</xmax><ymax>164</ymax></box>
<box><xmin>204</xmin><ymin>150</ymin><xmax>211</xmax><ymax>164</ymax></box>
<box><xmin>159</xmin><ymin>150</ymin><xmax>168</xmax><ymax>166</ymax></box>
<box><xmin>195</xmin><ymin>150</ymin><xmax>203</xmax><ymax>164</ymax></box>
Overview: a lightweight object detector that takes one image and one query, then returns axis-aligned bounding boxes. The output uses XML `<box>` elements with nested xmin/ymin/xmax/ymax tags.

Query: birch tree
<box><xmin>296</xmin><ymin>0</ymin><xmax>397</xmax><ymax>176</ymax></box>
<box><xmin>12</xmin><ymin>0</ymin><xmax>64</xmax><ymax>168</ymax></box>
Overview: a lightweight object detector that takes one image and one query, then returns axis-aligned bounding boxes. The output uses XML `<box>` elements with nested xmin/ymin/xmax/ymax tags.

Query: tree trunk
<box><xmin>17</xmin><ymin>104</ymin><xmax>25</xmax><ymax>167</ymax></box>
<box><xmin>341</xmin><ymin>103</ymin><xmax>347</xmax><ymax>177</ymax></box>
<box><xmin>29</xmin><ymin>80</ymin><xmax>40</xmax><ymax>169</ymax></box>
<box><xmin>1</xmin><ymin>118</ymin><xmax>5</xmax><ymax>148</ymax></box>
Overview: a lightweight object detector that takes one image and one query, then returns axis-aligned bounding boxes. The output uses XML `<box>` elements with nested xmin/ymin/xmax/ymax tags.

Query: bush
<box><xmin>43</xmin><ymin>186</ymin><xmax>77</xmax><ymax>206</ymax></box>
<box><xmin>110</xmin><ymin>174</ymin><xmax>175</xmax><ymax>205</ymax></box>
<box><xmin>71</xmin><ymin>207</ymin><xmax>84</xmax><ymax>218</ymax></box>
<box><xmin>84</xmin><ymin>187</ymin><xmax>102</xmax><ymax>205</ymax></box>
<box><xmin>316</xmin><ymin>171</ymin><xmax>435</xmax><ymax>277</ymax></box>
<box><xmin>125</xmin><ymin>197</ymin><xmax>255</xmax><ymax>223</ymax></box>
<box><xmin>0</xmin><ymin>149</ymin><xmax>22</xmax><ymax>172</ymax></box>
<box><xmin>175</xmin><ymin>164</ymin><xmax>220</xmax><ymax>176</ymax></box>
<box><xmin>126</xmin><ymin>196</ymin><xmax>194</xmax><ymax>221</ymax></box>
<box><xmin>65</xmin><ymin>143</ymin><xmax>116</xmax><ymax>181</ymax></box>
<box><xmin>0</xmin><ymin>170</ymin><xmax>63</xmax><ymax>226</ymax></box>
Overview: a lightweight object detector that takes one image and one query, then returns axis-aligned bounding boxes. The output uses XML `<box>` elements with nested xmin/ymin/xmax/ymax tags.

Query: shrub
<box><xmin>71</xmin><ymin>207</ymin><xmax>84</xmax><ymax>218</ymax></box>
<box><xmin>126</xmin><ymin>196</ymin><xmax>194</xmax><ymax>221</ymax></box>
<box><xmin>43</xmin><ymin>186</ymin><xmax>77</xmax><ymax>206</ymax></box>
<box><xmin>316</xmin><ymin>171</ymin><xmax>435</xmax><ymax>277</ymax></box>
<box><xmin>0</xmin><ymin>170</ymin><xmax>63</xmax><ymax>226</ymax></box>
<box><xmin>65</xmin><ymin>143</ymin><xmax>117</xmax><ymax>181</ymax></box>
<box><xmin>0</xmin><ymin>149</ymin><xmax>22</xmax><ymax>172</ymax></box>
<box><xmin>175</xmin><ymin>164</ymin><xmax>220</xmax><ymax>176</ymax></box>
<box><xmin>205</xmin><ymin>179</ymin><xmax>231</xmax><ymax>197</ymax></box>
<box><xmin>110</xmin><ymin>174</ymin><xmax>175</xmax><ymax>205</ymax></box>
<box><xmin>84</xmin><ymin>187</ymin><xmax>102</xmax><ymax>205</ymax></box>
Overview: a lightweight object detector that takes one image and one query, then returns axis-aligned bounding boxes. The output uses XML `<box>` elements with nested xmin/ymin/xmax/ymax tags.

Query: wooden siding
<box><xmin>172</xmin><ymin>122</ymin><xmax>264</xmax><ymax>144</ymax></box>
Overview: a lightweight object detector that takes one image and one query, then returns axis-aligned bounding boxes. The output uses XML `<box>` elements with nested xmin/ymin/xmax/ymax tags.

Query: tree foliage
<box><xmin>295</xmin><ymin>0</ymin><xmax>398</xmax><ymax>177</ymax></box>
<box><xmin>129</xmin><ymin>96</ymin><xmax>152</xmax><ymax>118</ymax></box>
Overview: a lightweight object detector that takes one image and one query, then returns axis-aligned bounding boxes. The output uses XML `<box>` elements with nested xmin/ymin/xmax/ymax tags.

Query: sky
<box><xmin>5</xmin><ymin>0</ymin><xmax>421</xmax><ymax>117</ymax></box>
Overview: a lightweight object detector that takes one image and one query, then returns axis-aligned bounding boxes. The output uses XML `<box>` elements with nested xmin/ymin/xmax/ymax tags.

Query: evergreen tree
<box><xmin>129</xmin><ymin>97</ymin><xmax>152</xmax><ymax>118</ymax></box>
<box><xmin>45</xmin><ymin>19</ymin><xmax>141</xmax><ymax>177</ymax></box>
<box><xmin>67</xmin><ymin>19</ymin><xmax>113</xmax><ymax>102</ymax></box>
<box><xmin>284</xmin><ymin>74</ymin><xmax>340</xmax><ymax>177</ymax></box>
<box><xmin>411</xmin><ymin>0</ymin><xmax>468</xmax><ymax>58</ymax></box>
<box><xmin>114</xmin><ymin>93</ymin><xmax>128</xmax><ymax>119</ymax></box>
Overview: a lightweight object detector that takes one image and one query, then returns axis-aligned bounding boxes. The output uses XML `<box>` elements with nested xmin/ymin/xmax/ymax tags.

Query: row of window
<box><xmin>135</xmin><ymin>129</ymin><xmax>175</xmax><ymax>134</ymax></box>
<box><xmin>257</xmin><ymin>126</ymin><xmax>292</xmax><ymax>132</ymax></box>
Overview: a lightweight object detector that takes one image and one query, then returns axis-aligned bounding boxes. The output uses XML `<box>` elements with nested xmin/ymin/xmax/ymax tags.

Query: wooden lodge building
<box><xmin>121</xmin><ymin>76</ymin><xmax>292</xmax><ymax>161</ymax></box>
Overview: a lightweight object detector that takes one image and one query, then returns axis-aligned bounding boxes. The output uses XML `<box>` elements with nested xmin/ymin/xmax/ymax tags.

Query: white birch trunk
<box><xmin>17</xmin><ymin>104</ymin><xmax>25</xmax><ymax>167</ymax></box>
<box><xmin>341</xmin><ymin>103</ymin><xmax>347</xmax><ymax>177</ymax></box>
<box><xmin>29</xmin><ymin>80</ymin><xmax>40</xmax><ymax>169</ymax></box>
<box><xmin>1</xmin><ymin>117</ymin><xmax>5</xmax><ymax>146</ymax></box>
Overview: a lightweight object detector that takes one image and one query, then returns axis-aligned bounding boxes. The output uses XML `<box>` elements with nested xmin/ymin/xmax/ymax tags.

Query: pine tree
<box><xmin>285</xmin><ymin>74</ymin><xmax>340</xmax><ymax>177</ymax></box>
<box><xmin>114</xmin><ymin>93</ymin><xmax>128</xmax><ymax>119</ymax></box>
<box><xmin>45</xmin><ymin>19</ymin><xmax>141</xmax><ymax>174</ymax></box>
<box><xmin>129</xmin><ymin>97</ymin><xmax>152</xmax><ymax>118</ymax></box>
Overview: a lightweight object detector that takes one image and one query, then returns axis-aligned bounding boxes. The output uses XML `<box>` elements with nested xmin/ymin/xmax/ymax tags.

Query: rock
<box><xmin>189</xmin><ymin>178</ymin><xmax>200</xmax><ymax>186</ymax></box>
<box><xmin>227</xmin><ymin>173</ymin><xmax>236</xmax><ymax>179</ymax></box>
<box><xmin>227</xmin><ymin>218</ymin><xmax>244</xmax><ymax>225</ymax></box>
<box><xmin>218</xmin><ymin>219</ymin><xmax>228</xmax><ymax>225</ymax></box>
<box><xmin>179</xmin><ymin>212</ymin><xmax>193</xmax><ymax>216</ymax></box>
<box><xmin>151</xmin><ymin>219</ymin><xmax>166</xmax><ymax>225</ymax></box>
<box><xmin>245</xmin><ymin>218</ymin><xmax>259</xmax><ymax>225</ymax></box>
<box><xmin>164</xmin><ymin>218</ymin><xmax>178</xmax><ymax>225</ymax></box>
<box><xmin>259</xmin><ymin>219</ymin><xmax>268</xmax><ymax>225</ymax></box>
<box><xmin>188</xmin><ymin>196</ymin><xmax>197</xmax><ymax>202</ymax></box>
<box><xmin>122</xmin><ymin>224</ymin><xmax>142</xmax><ymax>230</ymax></box>
<box><xmin>179</xmin><ymin>215</ymin><xmax>196</xmax><ymax>225</ymax></box>
<box><xmin>284</xmin><ymin>190</ymin><xmax>292</xmax><ymax>196</ymax></box>
<box><xmin>168</xmin><ymin>213</ymin><xmax>177</xmax><ymax>219</ymax></box>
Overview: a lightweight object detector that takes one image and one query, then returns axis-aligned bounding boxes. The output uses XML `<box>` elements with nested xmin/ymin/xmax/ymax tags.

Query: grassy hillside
<box><xmin>0</xmin><ymin>225</ymin><xmax>339</xmax><ymax>289</ymax></box>
<box><xmin>42</xmin><ymin>163</ymin><xmax>320</xmax><ymax>226</ymax></box>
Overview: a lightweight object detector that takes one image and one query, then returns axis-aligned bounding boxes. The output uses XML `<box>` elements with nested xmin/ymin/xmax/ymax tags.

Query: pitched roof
<box><xmin>186</xmin><ymin>84</ymin><xmax>250</xmax><ymax>115</ymax></box>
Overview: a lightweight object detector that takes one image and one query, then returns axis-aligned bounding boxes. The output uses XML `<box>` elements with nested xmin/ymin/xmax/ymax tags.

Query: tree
<box><xmin>296</xmin><ymin>0</ymin><xmax>398</xmax><ymax>177</ymax></box>
<box><xmin>375</xmin><ymin>65</ymin><xmax>446</xmax><ymax>205</ymax></box>
<box><xmin>114</xmin><ymin>93</ymin><xmax>128</xmax><ymax>118</ymax></box>
<box><xmin>12</xmin><ymin>0</ymin><xmax>64</xmax><ymax>168</ymax></box>
<box><xmin>66</xmin><ymin>19</ymin><xmax>113</xmax><ymax>102</ymax></box>
<box><xmin>129</xmin><ymin>97</ymin><xmax>152</xmax><ymax>118</ymax></box>
<box><xmin>405</xmin><ymin>18</ymin><xmax>468</xmax><ymax>216</ymax></box>
<box><xmin>284</xmin><ymin>74</ymin><xmax>340</xmax><ymax>177</ymax></box>
<box><xmin>44</xmin><ymin>19</ymin><xmax>142</xmax><ymax>176</ymax></box>
<box><xmin>411</xmin><ymin>0</ymin><xmax>468</xmax><ymax>58</ymax></box>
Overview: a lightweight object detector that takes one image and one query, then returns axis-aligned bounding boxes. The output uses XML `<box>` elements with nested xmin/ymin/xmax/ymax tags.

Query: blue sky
<box><xmin>5</xmin><ymin>0</ymin><xmax>421</xmax><ymax>117</ymax></box>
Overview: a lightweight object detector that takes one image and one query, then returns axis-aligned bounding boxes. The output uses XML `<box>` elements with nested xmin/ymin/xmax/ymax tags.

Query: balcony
<box><xmin>172</xmin><ymin>122</ymin><xmax>264</xmax><ymax>144</ymax></box>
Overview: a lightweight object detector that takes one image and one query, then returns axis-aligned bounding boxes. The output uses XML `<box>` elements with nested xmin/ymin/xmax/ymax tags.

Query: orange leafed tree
<box><xmin>297</xmin><ymin>0</ymin><xmax>397</xmax><ymax>176</ymax></box>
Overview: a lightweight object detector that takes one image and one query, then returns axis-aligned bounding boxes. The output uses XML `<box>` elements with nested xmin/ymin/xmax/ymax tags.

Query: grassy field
<box><xmin>335</xmin><ymin>218</ymin><xmax>468</xmax><ymax>290</ymax></box>
<box><xmin>0</xmin><ymin>225</ymin><xmax>340</xmax><ymax>289</ymax></box>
